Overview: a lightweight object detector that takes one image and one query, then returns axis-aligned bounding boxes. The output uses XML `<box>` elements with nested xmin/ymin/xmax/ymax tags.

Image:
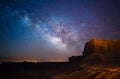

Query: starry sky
<box><xmin>0</xmin><ymin>0</ymin><xmax>120</xmax><ymax>62</ymax></box>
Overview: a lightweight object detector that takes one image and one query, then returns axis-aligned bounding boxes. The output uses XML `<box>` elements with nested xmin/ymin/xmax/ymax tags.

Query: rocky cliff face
<box><xmin>82</xmin><ymin>39</ymin><xmax>120</xmax><ymax>64</ymax></box>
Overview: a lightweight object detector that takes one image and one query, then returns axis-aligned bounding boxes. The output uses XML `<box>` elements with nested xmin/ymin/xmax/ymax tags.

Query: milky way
<box><xmin>0</xmin><ymin>0</ymin><xmax>120</xmax><ymax>62</ymax></box>
<box><xmin>31</xmin><ymin>16</ymin><xmax>80</xmax><ymax>53</ymax></box>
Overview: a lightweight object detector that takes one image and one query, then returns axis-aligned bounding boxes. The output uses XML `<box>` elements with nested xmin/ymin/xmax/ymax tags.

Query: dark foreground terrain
<box><xmin>53</xmin><ymin>64</ymin><xmax>120</xmax><ymax>79</ymax></box>
<box><xmin>0</xmin><ymin>62</ymin><xmax>79</xmax><ymax>79</ymax></box>
<box><xmin>0</xmin><ymin>62</ymin><xmax>120</xmax><ymax>79</ymax></box>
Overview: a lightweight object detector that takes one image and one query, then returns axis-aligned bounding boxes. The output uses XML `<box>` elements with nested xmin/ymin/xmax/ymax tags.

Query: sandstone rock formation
<box><xmin>69</xmin><ymin>39</ymin><xmax>120</xmax><ymax>64</ymax></box>
<box><xmin>83</xmin><ymin>39</ymin><xmax>120</xmax><ymax>64</ymax></box>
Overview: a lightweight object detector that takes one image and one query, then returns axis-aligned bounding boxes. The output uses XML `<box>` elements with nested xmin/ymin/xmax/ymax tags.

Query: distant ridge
<box><xmin>0</xmin><ymin>57</ymin><xmax>38</xmax><ymax>63</ymax></box>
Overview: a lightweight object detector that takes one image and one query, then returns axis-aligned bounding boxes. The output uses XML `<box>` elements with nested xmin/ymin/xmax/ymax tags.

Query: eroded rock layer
<box><xmin>82</xmin><ymin>39</ymin><xmax>120</xmax><ymax>64</ymax></box>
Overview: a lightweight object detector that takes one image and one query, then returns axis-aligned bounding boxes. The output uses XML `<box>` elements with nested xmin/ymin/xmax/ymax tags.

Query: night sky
<box><xmin>0</xmin><ymin>0</ymin><xmax>120</xmax><ymax>62</ymax></box>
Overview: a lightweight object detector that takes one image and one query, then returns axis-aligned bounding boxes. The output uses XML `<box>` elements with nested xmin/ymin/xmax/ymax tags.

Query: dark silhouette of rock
<box><xmin>69</xmin><ymin>56</ymin><xmax>83</xmax><ymax>63</ymax></box>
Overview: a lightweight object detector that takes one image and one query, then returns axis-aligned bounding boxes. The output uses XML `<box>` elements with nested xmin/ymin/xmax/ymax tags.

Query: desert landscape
<box><xmin>53</xmin><ymin>39</ymin><xmax>120</xmax><ymax>79</ymax></box>
<box><xmin>0</xmin><ymin>0</ymin><xmax>120</xmax><ymax>79</ymax></box>
<box><xmin>0</xmin><ymin>39</ymin><xmax>120</xmax><ymax>79</ymax></box>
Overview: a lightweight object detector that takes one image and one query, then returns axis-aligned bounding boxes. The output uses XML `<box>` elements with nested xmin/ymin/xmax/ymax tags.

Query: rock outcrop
<box><xmin>69</xmin><ymin>39</ymin><xmax>120</xmax><ymax>64</ymax></box>
<box><xmin>53</xmin><ymin>65</ymin><xmax>120</xmax><ymax>79</ymax></box>
<box><xmin>69</xmin><ymin>56</ymin><xmax>83</xmax><ymax>63</ymax></box>
<box><xmin>83</xmin><ymin>39</ymin><xmax>120</xmax><ymax>64</ymax></box>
